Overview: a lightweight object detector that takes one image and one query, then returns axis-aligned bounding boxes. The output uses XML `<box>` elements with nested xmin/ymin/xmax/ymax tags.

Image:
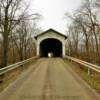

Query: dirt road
<box><xmin>0</xmin><ymin>58</ymin><xmax>99</xmax><ymax>100</ymax></box>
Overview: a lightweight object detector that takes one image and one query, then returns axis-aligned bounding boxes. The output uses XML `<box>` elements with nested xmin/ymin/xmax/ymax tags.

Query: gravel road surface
<box><xmin>0</xmin><ymin>58</ymin><xmax>99</xmax><ymax>100</ymax></box>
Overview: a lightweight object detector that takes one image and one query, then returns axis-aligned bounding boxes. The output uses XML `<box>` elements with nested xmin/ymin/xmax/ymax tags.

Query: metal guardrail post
<box><xmin>88</xmin><ymin>68</ymin><xmax>91</xmax><ymax>76</ymax></box>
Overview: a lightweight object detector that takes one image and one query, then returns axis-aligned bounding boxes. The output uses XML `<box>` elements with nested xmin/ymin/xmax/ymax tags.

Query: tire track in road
<box><xmin>41</xmin><ymin>58</ymin><xmax>54</xmax><ymax>100</ymax></box>
<box><xmin>41</xmin><ymin>58</ymin><xmax>81</xmax><ymax>100</ymax></box>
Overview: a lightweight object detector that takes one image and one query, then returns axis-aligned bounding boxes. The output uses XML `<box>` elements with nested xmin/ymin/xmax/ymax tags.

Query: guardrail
<box><xmin>65</xmin><ymin>56</ymin><xmax>100</xmax><ymax>75</ymax></box>
<box><xmin>0</xmin><ymin>56</ymin><xmax>38</xmax><ymax>75</ymax></box>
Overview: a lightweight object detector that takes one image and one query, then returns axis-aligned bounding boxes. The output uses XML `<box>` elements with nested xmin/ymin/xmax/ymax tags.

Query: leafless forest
<box><xmin>0</xmin><ymin>0</ymin><xmax>100</xmax><ymax>68</ymax></box>
<box><xmin>0</xmin><ymin>0</ymin><xmax>41</xmax><ymax>67</ymax></box>
<box><xmin>66</xmin><ymin>0</ymin><xmax>100</xmax><ymax>65</ymax></box>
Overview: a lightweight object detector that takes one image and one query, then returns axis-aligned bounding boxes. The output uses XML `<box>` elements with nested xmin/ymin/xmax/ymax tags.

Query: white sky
<box><xmin>29</xmin><ymin>0</ymin><xmax>81</xmax><ymax>34</ymax></box>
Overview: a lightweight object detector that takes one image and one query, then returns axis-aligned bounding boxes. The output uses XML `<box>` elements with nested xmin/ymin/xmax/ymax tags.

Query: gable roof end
<box><xmin>34</xmin><ymin>29</ymin><xmax>67</xmax><ymax>39</ymax></box>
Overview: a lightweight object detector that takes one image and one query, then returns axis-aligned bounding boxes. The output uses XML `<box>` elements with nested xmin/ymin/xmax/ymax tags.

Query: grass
<box><xmin>64</xmin><ymin>59</ymin><xmax>100</xmax><ymax>94</ymax></box>
<box><xmin>80</xmin><ymin>71</ymin><xmax>100</xmax><ymax>93</ymax></box>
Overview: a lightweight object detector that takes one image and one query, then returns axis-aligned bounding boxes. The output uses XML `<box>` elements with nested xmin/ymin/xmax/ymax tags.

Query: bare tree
<box><xmin>66</xmin><ymin>13</ymin><xmax>91</xmax><ymax>61</ymax></box>
<box><xmin>80</xmin><ymin>0</ymin><xmax>100</xmax><ymax>63</ymax></box>
<box><xmin>0</xmin><ymin>0</ymin><xmax>40</xmax><ymax>67</ymax></box>
<box><xmin>11</xmin><ymin>19</ymin><xmax>40</xmax><ymax>61</ymax></box>
<box><xmin>67</xmin><ymin>23</ymin><xmax>82</xmax><ymax>57</ymax></box>
<box><xmin>0</xmin><ymin>0</ymin><xmax>25</xmax><ymax>67</ymax></box>
<box><xmin>65</xmin><ymin>0</ymin><xmax>100</xmax><ymax>64</ymax></box>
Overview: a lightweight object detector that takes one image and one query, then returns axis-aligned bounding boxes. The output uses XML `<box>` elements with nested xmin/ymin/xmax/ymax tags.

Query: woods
<box><xmin>66</xmin><ymin>0</ymin><xmax>100</xmax><ymax>65</ymax></box>
<box><xmin>0</xmin><ymin>0</ymin><xmax>100</xmax><ymax>67</ymax></box>
<box><xmin>0</xmin><ymin>0</ymin><xmax>41</xmax><ymax>67</ymax></box>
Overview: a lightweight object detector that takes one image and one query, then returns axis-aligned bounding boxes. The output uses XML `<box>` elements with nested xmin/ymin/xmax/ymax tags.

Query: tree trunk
<box><xmin>85</xmin><ymin>36</ymin><xmax>90</xmax><ymax>62</ymax></box>
<box><xmin>1</xmin><ymin>8</ymin><xmax>9</xmax><ymax>67</ymax></box>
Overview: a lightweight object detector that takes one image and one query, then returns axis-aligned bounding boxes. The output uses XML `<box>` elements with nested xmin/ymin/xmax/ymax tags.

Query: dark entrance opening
<box><xmin>40</xmin><ymin>39</ymin><xmax>62</xmax><ymax>57</ymax></box>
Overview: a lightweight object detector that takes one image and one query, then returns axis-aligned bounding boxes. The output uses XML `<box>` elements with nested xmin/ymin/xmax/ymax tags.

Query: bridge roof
<box><xmin>34</xmin><ymin>29</ymin><xmax>67</xmax><ymax>39</ymax></box>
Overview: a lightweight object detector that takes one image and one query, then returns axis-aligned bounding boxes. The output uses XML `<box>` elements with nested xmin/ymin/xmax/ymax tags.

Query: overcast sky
<box><xmin>29</xmin><ymin>0</ymin><xmax>81</xmax><ymax>34</ymax></box>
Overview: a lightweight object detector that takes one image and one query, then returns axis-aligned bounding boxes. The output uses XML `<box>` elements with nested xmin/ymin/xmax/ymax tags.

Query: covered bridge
<box><xmin>35</xmin><ymin>29</ymin><xmax>67</xmax><ymax>57</ymax></box>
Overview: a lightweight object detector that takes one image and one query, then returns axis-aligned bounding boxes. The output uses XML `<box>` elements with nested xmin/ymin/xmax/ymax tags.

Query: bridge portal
<box><xmin>34</xmin><ymin>29</ymin><xmax>67</xmax><ymax>57</ymax></box>
<box><xmin>40</xmin><ymin>39</ymin><xmax>62</xmax><ymax>57</ymax></box>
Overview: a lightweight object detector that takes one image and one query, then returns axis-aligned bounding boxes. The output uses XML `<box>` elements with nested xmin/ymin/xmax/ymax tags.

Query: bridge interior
<box><xmin>40</xmin><ymin>39</ymin><xmax>62</xmax><ymax>57</ymax></box>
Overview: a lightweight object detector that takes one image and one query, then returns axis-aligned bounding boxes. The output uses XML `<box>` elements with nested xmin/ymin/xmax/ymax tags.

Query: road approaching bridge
<box><xmin>0</xmin><ymin>58</ymin><xmax>99</xmax><ymax>100</ymax></box>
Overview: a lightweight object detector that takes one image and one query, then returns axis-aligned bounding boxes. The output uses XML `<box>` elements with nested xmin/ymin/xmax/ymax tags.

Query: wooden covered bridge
<box><xmin>34</xmin><ymin>29</ymin><xmax>67</xmax><ymax>57</ymax></box>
